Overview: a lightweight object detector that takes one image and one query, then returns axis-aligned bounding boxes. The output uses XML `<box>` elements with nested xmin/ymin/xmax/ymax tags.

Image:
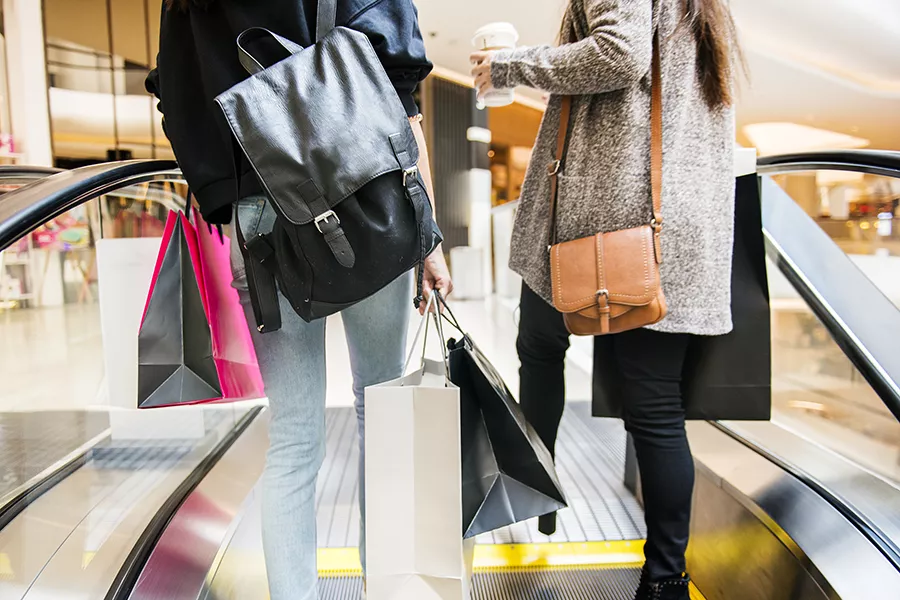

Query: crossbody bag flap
<box><xmin>550</xmin><ymin>226</ymin><xmax>661</xmax><ymax>314</ymax></box>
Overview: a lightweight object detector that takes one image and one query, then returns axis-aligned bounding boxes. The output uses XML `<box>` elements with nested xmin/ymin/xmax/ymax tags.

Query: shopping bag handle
<box><xmin>402</xmin><ymin>292</ymin><xmax>449</xmax><ymax>376</ymax></box>
<box><xmin>433</xmin><ymin>290</ymin><xmax>464</xmax><ymax>335</ymax></box>
<box><xmin>185</xmin><ymin>190</ymin><xmax>224</xmax><ymax>244</ymax></box>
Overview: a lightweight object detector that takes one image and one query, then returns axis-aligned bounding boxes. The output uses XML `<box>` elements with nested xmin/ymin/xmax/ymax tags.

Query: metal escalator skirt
<box><xmin>0</xmin><ymin>407</ymin><xmax>255</xmax><ymax>600</ymax></box>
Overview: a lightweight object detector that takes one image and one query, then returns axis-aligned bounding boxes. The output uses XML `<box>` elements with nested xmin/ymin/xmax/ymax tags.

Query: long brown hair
<box><xmin>558</xmin><ymin>0</ymin><xmax>742</xmax><ymax>109</ymax></box>
<box><xmin>684</xmin><ymin>0</ymin><xmax>741</xmax><ymax>108</ymax></box>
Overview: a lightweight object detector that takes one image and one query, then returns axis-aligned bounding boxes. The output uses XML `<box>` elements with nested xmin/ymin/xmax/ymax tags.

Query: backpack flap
<box><xmin>215</xmin><ymin>26</ymin><xmax>418</xmax><ymax>227</ymax></box>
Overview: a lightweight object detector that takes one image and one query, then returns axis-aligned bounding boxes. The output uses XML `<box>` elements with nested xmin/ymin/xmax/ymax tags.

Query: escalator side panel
<box><xmin>126</xmin><ymin>408</ymin><xmax>268</xmax><ymax>600</ymax></box>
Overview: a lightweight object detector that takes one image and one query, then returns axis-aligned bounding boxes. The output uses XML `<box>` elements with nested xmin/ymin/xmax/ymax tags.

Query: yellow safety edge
<box><xmin>318</xmin><ymin>542</ymin><xmax>705</xmax><ymax>599</ymax></box>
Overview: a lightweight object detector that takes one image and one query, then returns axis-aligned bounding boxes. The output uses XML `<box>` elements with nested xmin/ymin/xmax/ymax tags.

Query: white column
<box><xmin>467</xmin><ymin>168</ymin><xmax>493</xmax><ymax>295</ymax></box>
<box><xmin>3</xmin><ymin>0</ymin><xmax>53</xmax><ymax>166</ymax></box>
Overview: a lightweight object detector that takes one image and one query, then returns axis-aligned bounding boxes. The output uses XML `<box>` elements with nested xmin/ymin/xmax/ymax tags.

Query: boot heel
<box><xmin>634</xmin><ymin>572</ymin><xmax>691</xmax><ymax>600</ymax></box>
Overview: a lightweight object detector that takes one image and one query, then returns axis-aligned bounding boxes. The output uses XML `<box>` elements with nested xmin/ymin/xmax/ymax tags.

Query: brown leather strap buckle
<box><xmin>651</xmin><ymin>217</ymin><xmax>663</xmax><ymax>232</ymax></box>
<box><xmin>547</xmin><ymin>160</ymin><xmax>561</xmax><ymax>177</ymax></box>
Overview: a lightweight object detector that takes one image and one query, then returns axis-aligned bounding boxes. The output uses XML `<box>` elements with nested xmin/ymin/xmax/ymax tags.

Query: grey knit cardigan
<box><xmin>492</xmin><ymin>0</ymin><xmax>736</xmax><ymax>336</ymax></box>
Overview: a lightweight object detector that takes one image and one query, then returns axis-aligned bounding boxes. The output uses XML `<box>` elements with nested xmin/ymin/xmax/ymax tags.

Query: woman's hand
<box><xmin>420</xmin><ymin>246</ymin><xmax>453</xmax><ymax>315</ymax></box>
<box><xmin>470</xmin><ymin>51</ymin><xmax>496</xmax><ymax>101</ymax></box>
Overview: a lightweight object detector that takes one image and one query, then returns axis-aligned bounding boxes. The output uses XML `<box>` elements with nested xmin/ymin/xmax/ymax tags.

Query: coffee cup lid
<box><xmin>472</xmin><ymin>22</ymin><xmax>519</xmax><ymax>46</ymax></box>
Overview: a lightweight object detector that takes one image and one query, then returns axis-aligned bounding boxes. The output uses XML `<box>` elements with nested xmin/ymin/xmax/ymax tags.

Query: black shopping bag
<box><xmin>593</xmin><ymin>174</ymin><xmax>771</xmax><ymax>420</ymax></box>
<box><xmin>442</xmin><ymin>302</ymin><xmax>567</xmax><ymax>538</ymax></box>
<box><xmin>137</xmin><ymin>212</ymin><xmax>220</xmax><ymax>408</ymax></box>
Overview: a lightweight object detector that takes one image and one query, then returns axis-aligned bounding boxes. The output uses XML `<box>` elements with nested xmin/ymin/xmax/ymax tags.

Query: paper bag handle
<box><xmin>402</xmin><ymin>292</ymin><xmax>448</xmax><ymax>376</ymax></box>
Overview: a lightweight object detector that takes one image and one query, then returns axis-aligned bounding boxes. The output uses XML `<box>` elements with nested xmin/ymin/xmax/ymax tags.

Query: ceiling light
<box><xmin>743</xmin><ymin>122</ymin><xmax>870</xmax><ymax>156</ymax></box>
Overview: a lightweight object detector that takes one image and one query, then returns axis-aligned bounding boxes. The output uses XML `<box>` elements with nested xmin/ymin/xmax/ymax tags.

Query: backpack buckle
<box><xmin>314</xmin><ymin>210</ymin><xmax>340</xmax><ymax>233</ymax></box>
<box><xmin>403</xmin><ymin>166</ymin><xmax>419</xmax><ymax>187</ymax></box>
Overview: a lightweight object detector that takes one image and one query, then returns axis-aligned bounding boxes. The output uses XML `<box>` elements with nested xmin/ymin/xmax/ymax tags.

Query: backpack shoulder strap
<box><xmin>316</xmin><ymin>0</ymin><xmax>338</xmax><ymax>42</ymax></box>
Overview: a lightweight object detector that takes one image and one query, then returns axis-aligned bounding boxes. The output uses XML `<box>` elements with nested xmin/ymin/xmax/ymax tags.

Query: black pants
<box><xmin>517</xmin><ymin>284</ymin><xmax>693</xmax><ymax>582</ymax></box>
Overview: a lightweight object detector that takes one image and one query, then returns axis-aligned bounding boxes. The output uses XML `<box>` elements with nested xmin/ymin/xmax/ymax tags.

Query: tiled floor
<box><xmin>0</xmin><ymin>411</ymin><xmax>109</xmax><ymax>502</ymax></box>
<box><xmin>0</xmin><ymin>304</ymin><xmax>105</xmax><ymax>412</ymax></box>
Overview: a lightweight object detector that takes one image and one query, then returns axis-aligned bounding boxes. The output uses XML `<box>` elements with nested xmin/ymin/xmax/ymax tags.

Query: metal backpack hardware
<box><xmin>215</xmin><ymin>0</ymin><xmax>442</xmax><ymax>332</ymax></box>
<box><xmin>548</xmin><ymin>32</ymin><xmax>667</xmax><ymax>336</ymax></box>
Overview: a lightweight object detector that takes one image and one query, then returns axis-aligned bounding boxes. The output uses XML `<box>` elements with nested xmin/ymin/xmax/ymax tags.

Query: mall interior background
<box><xmin>0</xmin><ymin>0</ymin><xmax>898</xmax><ymax>485</ymax></box>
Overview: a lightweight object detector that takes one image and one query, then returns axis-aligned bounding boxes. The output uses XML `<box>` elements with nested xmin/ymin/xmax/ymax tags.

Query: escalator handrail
<box><xmin>758</xmin><ymin>149</ymin><xmax>900</xmax><ymax>178</ymax></box>
<box><xmin>714</xmin><ymin>421</ymin><xmax>900</xmax><ymax>572</ymax></box>
<box><xmin>0</xmin><ymin>165</ymin><xmax>63</xmax><ymax>179</ymax></box>
<box><xmin>0</xmin><ymin>159</ymin><xmax>179</xmax><ymax>252</ymax></box>
<box><xmin>105</xmin><ymin>406</ymin><xmax>264</xmax><ymax>600</ymax></box>
<box><xmin>0</xmin><ymin>165</ymin><xmax>63</xmax><ymax>190</ymax></box>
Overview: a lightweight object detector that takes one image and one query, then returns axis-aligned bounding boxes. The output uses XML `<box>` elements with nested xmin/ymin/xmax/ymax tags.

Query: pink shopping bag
<box><xmin>137</xmin><ymin>210</ymin><xmax>264</xmax><ymax>408</ymax></box>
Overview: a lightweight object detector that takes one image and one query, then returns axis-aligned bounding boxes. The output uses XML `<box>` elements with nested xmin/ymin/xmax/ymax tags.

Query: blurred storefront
<box><xmin>43</xmin><ymin>0</ymin><xmax>172</xmax><ymax>165</ymax></box>
<box><xmin>0</xmin><ymin>0</ymin><xmax>548</xmax><ymax>314</ymax></box>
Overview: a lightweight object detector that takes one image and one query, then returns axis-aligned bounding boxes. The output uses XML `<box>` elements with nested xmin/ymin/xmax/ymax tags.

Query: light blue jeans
<box><xmin>231</xmin><ymin>197</ymin><xmax>412</xmax><ymax>600</ymax></box>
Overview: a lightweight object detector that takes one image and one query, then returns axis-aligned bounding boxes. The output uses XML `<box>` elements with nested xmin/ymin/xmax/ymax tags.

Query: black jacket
<box><xmin>146</xmin><ymin>0</ymin><xmax>433</xmax><ymax>224</ymax></box>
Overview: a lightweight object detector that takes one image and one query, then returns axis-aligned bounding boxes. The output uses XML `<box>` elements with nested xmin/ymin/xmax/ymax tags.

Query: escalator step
<box><xmin>318</xmin><ymin>567</ymin><xmax>643</xmax><ymax>599</ymax></box>
<box><xmin>474</xmin><ymin>567</ymin><xmax>641</xmax><ymax>599</ymax></box>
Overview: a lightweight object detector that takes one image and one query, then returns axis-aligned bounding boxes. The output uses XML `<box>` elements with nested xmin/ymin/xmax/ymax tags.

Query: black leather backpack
<box><xmin>215</xmin><ymin>0</ymin><xmax>441</xmax><ymax>331</ymax></box>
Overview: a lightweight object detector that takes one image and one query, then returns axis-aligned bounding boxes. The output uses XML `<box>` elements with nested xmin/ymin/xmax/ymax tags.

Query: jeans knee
<box><xmin>267</xmin><ymin>422</ymin><xmax>326</xmax><ymax>484</ymax></box>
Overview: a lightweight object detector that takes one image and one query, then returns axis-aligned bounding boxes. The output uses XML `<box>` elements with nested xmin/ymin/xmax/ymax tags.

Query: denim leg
<box><xmin>340</xmin><ymin>271</ymin><xmax>414</xmax><ymax>574</ymax></box>
<box><xmin>232</xmin><ymin>198</ymin><xmax>327</xmax><ymax>600</ymax></box>
<box><xmin>241</xmin><ymin>290</ymin><xmax>326</xmax><ymax>600</ymax></box>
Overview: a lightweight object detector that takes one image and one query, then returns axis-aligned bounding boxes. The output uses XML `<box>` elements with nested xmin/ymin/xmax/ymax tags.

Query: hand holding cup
<box><xmin>470</xmin><ymin>51</ymin><xmax>496</xmax><ymax>104</ymax></box>
<box><xmin>470</xmin><ymin>22</ymin><xmax>518</xmax><ymax>108</ymax></box>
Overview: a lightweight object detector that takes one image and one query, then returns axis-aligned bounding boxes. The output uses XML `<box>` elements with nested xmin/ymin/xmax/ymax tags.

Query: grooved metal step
<box><xmin>316</xmin><ymin>401</ymin><xmax>644</xmax><ymax>548</ymax></box>
<box><xmin>318</xmin><ymin>567</ymin><xmax>644</xmax><ymax>600</ymax></box>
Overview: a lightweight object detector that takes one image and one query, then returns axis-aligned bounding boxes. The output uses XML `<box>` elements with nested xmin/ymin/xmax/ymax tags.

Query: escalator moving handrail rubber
<box><xmin>713</xmin><ymin>422</ymin><xmax>900</xmax><ymax>573</ymax></box>
<box><xmin>0</xmin><ymin>440</ymin><xmax>102</xmax><ymax>532</ymax></box>
<box><xmin>104</xmin><ymin>406</ymin><xmax>263</xmax><ymax>600</ymax></box>
<box><xmin>0</xmin><ymin>159</ymin><xmax>178</xmax><ymax>252</ymax></box>
<box><xmin>0</xmin><ymin>165</ymin><xmax>63</xmax><ymax>179</ymax></box>
<box><xmin>758</xmin><ymin>149</ymin><xmax>900</xmax><ymax>178</ymax></box>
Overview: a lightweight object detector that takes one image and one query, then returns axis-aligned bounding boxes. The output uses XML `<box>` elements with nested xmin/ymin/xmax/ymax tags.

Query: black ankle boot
<box><xmin>634</xmin><ymin>570</ymin><xmax>691</xmax><ymax>600</ymax></box>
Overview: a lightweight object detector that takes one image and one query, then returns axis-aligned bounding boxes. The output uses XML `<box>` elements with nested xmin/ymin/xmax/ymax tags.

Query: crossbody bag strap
<box><xmin>649</xmin><ymin>30</ymin><xmax>662</xmax><ymax>228</ymax></box>
<box><xmin>547</xmin><ymin>95</ymin><xmax>571</xmax><ymax>247</ymax></box>
<box><xmin>234</xmin><ymin>203</ymin><xmax>283</xmax><ymax>334</ymax></box>
<box><xmin>548</xmin><ymin>30</ymin><xmax>663</xmax><ymax>246</ymax></box>
<box><xmin>316</xmin><ymin>0</ymin><xmax>337</xmax><ymax>42</ymax></box>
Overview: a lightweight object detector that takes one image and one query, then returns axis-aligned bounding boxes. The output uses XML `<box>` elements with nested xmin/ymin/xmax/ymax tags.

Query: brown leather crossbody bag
<box><xmin>548</xmin><ymin>33</ymin><xmax>667</xmax><ymax>336</ymax></box>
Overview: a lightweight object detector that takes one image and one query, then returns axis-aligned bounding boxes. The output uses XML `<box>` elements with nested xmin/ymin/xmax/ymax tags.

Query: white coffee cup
<box><xmin>472</xmin><ymin>22</ymin><xmax>519</xmax><ymax>108</ymax></box>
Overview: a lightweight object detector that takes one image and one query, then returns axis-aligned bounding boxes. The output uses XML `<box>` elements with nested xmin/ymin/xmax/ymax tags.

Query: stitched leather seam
<box><xmin>552</xmin><ymin>250</ymin><xmax>597</xmax><ymax>307</ymax></box>
<box><xmin>552</xmin><ymin>234</ymin><xmax>657</xmax><ymax>309</ymax></box>
<box><xmin>597</xmin><ymin>234</ymin><xmax>605</xmax><ymax>296</ymax></box>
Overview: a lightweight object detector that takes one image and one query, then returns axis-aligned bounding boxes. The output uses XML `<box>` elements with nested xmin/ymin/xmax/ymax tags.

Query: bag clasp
<box><xmin>314</xmin><ymin>210</ymin><xmax>340</xmax><ymax>233</ymax></box>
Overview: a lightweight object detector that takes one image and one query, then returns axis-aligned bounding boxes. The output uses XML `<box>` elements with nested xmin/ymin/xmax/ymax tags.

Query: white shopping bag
<box><xmin>96</xmin><ymin>237</ymin><xmax>161</xmax><ymax>408</ymax></box>
<box><xmin>365</xmin><ymin>301</ymin><xmax>474</xmax><ymax>600</ymax></box>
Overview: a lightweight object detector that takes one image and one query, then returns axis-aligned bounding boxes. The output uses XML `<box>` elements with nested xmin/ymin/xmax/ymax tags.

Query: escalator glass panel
<box><xmin>767</xmin><ymin>168</ymin><xmax>900</xmax><ymax>486</ymax></box>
